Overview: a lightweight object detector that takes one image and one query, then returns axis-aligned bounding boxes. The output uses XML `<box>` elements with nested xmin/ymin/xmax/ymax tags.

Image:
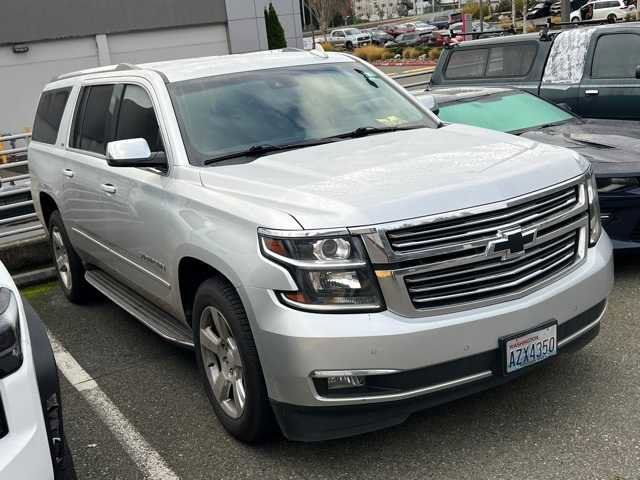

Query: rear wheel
<box><xmin>193</xmin><ymin>277</ymin><xmax>275</xmax><ymax>442</ymax></box>
<box><xmin>571</xmin><ymin>16</ymin><xmax>580</xmax><ymax>22</ymax></box>
<box><xmin>48</xmin><ymin>211</ymin><xmax>92</xmax><ymax>303</ymax></box>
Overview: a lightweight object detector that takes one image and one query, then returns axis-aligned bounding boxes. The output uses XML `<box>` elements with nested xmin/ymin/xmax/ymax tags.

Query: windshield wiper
<box><xmin>203</xmin><ymin>138</ymin><xmax>341</xmax><ymax>165</ymax></box>
<box><xmin>334</xmin><ymin>124</ymin><xmax>426</xmax><ymax>139</ymax></box>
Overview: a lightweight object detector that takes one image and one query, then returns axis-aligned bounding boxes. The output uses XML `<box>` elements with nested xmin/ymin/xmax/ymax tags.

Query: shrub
<box><xmin>403</xmin><ymin>47</ymin><xmax>421</xmax><ymax>59</ymax></box>
<box><xmin>320</xmin><ymin>42</ymin><xmax>335</xmax><ymax>51</ymax></box>
<box><xmin>353</xmin><ymin>46</ymin><xmax>388</xmax><ymax>62</ymax></box>
<box><xmin>264</xmin><ymin>3</ymin><xmax>287</xmax><ymax>49</ymax></box>
<box><xmin>463</xmin><ymin>2</ymin><xmax>491</xmax><ymax>19</ymax></box>
<box><xmin>380</xmin><ymin>49</ymin><xmax>395</xmax><ymax>60</ymax></box>
<box><xmin>428</xmin><ymin>47</ymin><xmax>442</xmax><ymax>61</ymax></box>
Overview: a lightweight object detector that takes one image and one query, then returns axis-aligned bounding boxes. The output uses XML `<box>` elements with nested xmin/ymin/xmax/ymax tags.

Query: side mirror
<box><xmin>636</xmin><ymin>65</ymin><xmax>640</xmax><ymax>79</ymax></box>
<box><xmin>418</xmin><ymin>94</ymin><xmax>440</xmax><ymax>115</ymax></box>
<box><xmin>106</xmin><ymin>138</ymin><xmax>167</xmax><ymax>169</ymax></box>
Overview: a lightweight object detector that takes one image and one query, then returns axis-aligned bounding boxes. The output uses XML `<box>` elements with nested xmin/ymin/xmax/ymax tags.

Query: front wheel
<box><xmin>193</xmin><ymin>277</ymin><xmax>275</xmax><ymax>442</ymax></box>
<box><xmin>607</xmin><ymin>13</ymin><xmax>617</xmax><ymax>23</ymax></box>
<box><xmin>345</xmin><ymin>41</ymin><xmax>354</xmax><ymax>50</ymax></box>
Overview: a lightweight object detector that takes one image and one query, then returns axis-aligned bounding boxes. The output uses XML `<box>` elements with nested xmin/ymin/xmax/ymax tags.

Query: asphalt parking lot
<box><xmin>20</xmin><ymin>252</ymin><xmax>640</xmax><ymax>480</ymax></box>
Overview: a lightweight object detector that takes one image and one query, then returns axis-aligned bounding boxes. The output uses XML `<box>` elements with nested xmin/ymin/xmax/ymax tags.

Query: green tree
<box><xmin>265</xmin><ymin>3</ymin><xmax>287</xmax><ymax>49</ymax></box>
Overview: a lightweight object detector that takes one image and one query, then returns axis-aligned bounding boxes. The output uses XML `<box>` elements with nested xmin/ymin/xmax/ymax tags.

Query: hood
<box><xmin>519</xmin><ymin>119</ymin><xmax>640</xmax><ymax>176</ymax></box>
<box><xmin>199</xmin><ymin>124</ymin><xmax>587</xmax><ymax>229</ymax></box>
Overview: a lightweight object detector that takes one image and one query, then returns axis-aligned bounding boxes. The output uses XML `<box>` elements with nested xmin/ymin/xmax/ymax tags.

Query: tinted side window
<box><xmin>445</xmin><ymin>49</ymin><xmax>489</xmax><ymax>79</ymax></box>
<box><xmin>32</xmin><ymin>88</ymin><xmax>71</xmax><ymax>144</ymax></box>
<box><xmin>486</xmin><ymin>44</ymin><xmax>537</xmax><ymax>77</ymax></box>
<box><xmin>71</xmin><ymin>85</ymin><xmax>115</xmax><ymax>155</ymax></box>
<box><xmin>114</xmin><ymin>85</ymin><xmax>164</xmax><ymax>152</ymax></box>
<box><xmin>592</xmin><ymin>34</ymin><xmax>640</xmax><ymax>78</ymax></box>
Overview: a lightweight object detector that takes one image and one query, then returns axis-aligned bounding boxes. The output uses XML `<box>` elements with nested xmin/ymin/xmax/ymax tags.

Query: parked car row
<box><xmin>28</xmin><ymin>48</ymin><xmax>612</xmax><ymax>444</ymax></box>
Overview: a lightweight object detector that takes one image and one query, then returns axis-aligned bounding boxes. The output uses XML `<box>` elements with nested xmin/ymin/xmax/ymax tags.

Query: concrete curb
<box><xmin>0</xmin><ymin>232</ymin><xmax>52</xmax><ymax>278</ymax></box>
<box><xmin>13</xmin><ymin>266</ymin><xmax>57</xmax><ymax>288</ymax></box>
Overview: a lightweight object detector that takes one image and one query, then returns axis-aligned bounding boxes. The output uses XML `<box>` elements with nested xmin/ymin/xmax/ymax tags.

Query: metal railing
<box><xmin>389</xmin><ymin>67</ymin><xmax>435</xmax><ymax>89</ymax></box>
<box><xmin>0</xmin><ymin>133</ymin><xmax>43</xmax><ymax>240</ymax></box>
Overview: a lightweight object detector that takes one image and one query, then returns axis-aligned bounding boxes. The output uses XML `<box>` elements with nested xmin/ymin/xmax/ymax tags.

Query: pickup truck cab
<box><xmin>29</xmin><ymin>49</ymin><xmax>613</xmax><ymax>442</ymax></box>
<box><xmin>430</xmin><ymin>23</ymin><xmax>640</xmax><ymax>119</ymax></box>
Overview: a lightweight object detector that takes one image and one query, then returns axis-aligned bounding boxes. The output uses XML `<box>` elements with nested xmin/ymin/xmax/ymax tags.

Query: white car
<box><xmin>571</xmin><ymin>0</ymin><xmax>634</xmax><ymax>22</ymax></box>
<box><xmin>0</xmin><ymin>262</ymin><xmax>73</xmax><ymax>478</ymax></box>
<box><xmin>327</xmin><ymin>28</ymin><xmax>371</xmax><ymax>50</ymax></box>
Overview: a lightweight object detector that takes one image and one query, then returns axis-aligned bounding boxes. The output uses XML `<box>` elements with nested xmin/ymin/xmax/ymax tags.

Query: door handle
<box><xmin>101</xmin><ymin>183</ymin><xmax>117</xmax><ymax>194</ymax></box>
<box><xmin>62</xmin><ymin>169</ymin><xmax>74</xmax><ymax>178</ymax></box>
<box><xmin>585</xmin><ymin>89</ymin><xmax>599</xmax><ymax>96</ymax></box>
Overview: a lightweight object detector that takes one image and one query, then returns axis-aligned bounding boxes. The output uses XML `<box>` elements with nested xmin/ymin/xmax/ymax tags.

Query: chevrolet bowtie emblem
<box><xmin>488</xmin><ymin>228</ymin><xmax>536</xmax><ymax>260</ymax></box>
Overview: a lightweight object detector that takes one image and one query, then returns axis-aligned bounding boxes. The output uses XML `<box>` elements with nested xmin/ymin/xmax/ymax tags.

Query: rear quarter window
<box><xmin>486</xmin><ymin>44</ymin><xmax>537</xmax><ymax>77</ymax></box>
<box><xmin>32</xmin><ymin>88</ymin><xmax>71</xmax><ymax>144</ymax></box>
<box><xmin>445</xmin><ymin>49</ymin><xmax>489</xmax><ymax>79</ymax></box>
<box><xmin>445</xmin><ymin>43</ymin><xmax>538</xmax><ymax>80</ymax></box>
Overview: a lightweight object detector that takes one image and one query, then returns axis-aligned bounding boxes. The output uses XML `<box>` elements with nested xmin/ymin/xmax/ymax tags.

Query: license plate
<box><xmin>501</xmin><ymin>323</ymin><xmax>557</xmax><ymax>374</ymax></box>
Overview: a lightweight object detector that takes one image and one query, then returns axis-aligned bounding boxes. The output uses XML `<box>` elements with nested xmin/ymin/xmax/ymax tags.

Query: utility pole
<box><xmin>561</xmin><ymin>0</ymin><xmax>570</xmax><ymax>24</ymax></box>
<box><xmin>512</xmin><ymin>0</ymin><xmax>517</xmax><ymax>29</ymax></box>
<box><xmin>479</xmin><ymin>0</ymin><xmax>484</xmax><ymax>31</ymax></box>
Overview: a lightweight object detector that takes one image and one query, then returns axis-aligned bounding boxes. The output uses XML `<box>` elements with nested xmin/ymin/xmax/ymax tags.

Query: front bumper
<box><xmin>241</xmin><ymin>234</ymin><xmax>613</xmax><ymax>440</ymax></box>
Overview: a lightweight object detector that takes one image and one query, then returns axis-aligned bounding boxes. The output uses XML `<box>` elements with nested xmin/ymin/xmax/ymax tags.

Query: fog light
<box><xmin>327</xmin><ymin>375</ymin><xmax>365</xmax><ymax>390</ymax></box>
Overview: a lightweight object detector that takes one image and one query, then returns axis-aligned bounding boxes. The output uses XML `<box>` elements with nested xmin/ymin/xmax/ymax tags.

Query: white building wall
<box><xmin>225</xmin><ymin>0</ymin><xmax>303</xmax><ymax>53</ymax></box>
<box><xmin>0</xmin><ymin>37</ymin><xmax>98</xmax><ymax>134</ymax></box>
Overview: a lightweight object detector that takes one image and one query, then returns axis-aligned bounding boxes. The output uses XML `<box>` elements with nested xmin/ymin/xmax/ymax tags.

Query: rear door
<box><xmin>578</xmin><ymin>30</ymin><xmax>640</xmax><ymax>119</ymax></box>
<box><xmin>63</xmin><ymin>83</ymin><xmax>118</xmax><ymax>261</ymax></box>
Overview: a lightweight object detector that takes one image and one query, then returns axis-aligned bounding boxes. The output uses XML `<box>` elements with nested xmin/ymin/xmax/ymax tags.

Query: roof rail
<box><xmin>52</xmin><ymin>62</ymin><xmax>139</xmax><ymax>82</ymax></box>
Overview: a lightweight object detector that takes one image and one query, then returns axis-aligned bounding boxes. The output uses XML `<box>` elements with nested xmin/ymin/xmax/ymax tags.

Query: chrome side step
<box><xmin>85</xmin><ymin>270</ymin><xmax>194</xmax><ymax>348</ymax></box>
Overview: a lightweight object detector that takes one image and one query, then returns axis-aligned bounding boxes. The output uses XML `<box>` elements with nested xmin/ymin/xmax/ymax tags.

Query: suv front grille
<box><xmin>356</xmin><ymin>175</ymin><xmax>589</xmax><ymax>317</ymax></box>
<box><xmin>387</xmin><ymin>184</ymin><xmax>579</xmax><ymax>254</ymax></box>
<box><xmin>404</xmin><ymin>230</ymin><xmax>579</xmax><ymax>309</ymax></box>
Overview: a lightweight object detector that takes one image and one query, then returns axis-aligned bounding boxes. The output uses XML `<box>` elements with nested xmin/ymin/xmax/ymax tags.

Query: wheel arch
<box><xmin>177</xmin><ymin>256</ymin><xmax>242</xmax><ymax>327</ymax></box>
<box><xmin>38</xmin><ymin>191</ymin><xmax>59</xmax><ymax>229</ymax></box>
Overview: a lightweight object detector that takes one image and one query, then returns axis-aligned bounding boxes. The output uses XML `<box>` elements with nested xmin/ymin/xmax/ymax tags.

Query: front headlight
<box><xmin>259</xmin><ymin>230</ymin><xmax>384</xmax><ymax>312</ymax></box>
<box><xmin>0</xmin><ymin>288</ymin><xmax>22</xmax><ymax>378</ymax></box>
<box><xmin>586</xmin><ymin>170</ymin><xmax>602</xmax><ymax>247</ymax></box>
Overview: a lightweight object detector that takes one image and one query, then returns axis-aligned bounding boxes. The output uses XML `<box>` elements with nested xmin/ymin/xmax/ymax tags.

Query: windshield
<box><xmin>169</xmin><ymin>62</ymin><xmax>436</xmax><ymax>165</ymax></box>
<box><xmin>345</xmin><ymin>29</ymin><xmax>360</xmax><ymax>35</ymax></box>
<box><xmin>436</xmin><ymin>91</ymin><xmax>574</xmax><ymax>134</ymax></box>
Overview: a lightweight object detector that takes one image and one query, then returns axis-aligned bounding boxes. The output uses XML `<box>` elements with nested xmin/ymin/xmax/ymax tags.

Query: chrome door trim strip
<box><xmin>72</xmin><ymin>227</ymin><xmax>171</xmax><ymax>289</ymax></box>
<box><xmin>312</xmin><ymin>370</ymin><xmax>493</xmax><ymax>404</ymax></box>
<box><xmin>558</xmin><ymin>302</ymin><xmax>607</xmax><ymax>348</ymax></box>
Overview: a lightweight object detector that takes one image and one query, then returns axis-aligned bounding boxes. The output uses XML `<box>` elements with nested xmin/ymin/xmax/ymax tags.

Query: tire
<box><xmin>607</xmin><ymin>13</ymin><xmax>617</xmax><ymax>22</ymax></box>
<box><xmin>346</xmin><ymin>41</ymin><xmax>354</xmax><ymax>50</ymax></box>
<box><xmin>193</xmin><ymin>277</ymin><xmax>275</xmax><ymax>442</ymax></box>
<box><xmin>571</xmin><ymin>16</ymin><xmax>580</xmax><ymax>22</ymax></box>
<box><xmin>48</xmin><ymin>210</ymin><xmax>93</xmax><ymax>303</ymax></box>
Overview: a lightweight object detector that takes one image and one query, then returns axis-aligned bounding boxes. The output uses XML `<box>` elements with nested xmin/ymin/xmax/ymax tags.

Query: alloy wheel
<box><xmin>52</xmin><ymin>226</ymin><xmax>72</xmax><ymax>290</ymax></box>
<box><xmin>199</xmin><ymin>306</ymin><xmax>246</xmax><ymax>419</ymax></box>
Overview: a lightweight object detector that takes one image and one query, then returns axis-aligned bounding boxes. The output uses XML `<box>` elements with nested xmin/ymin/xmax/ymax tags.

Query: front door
<box><xmin>90</xmin><ymin>82</ymin><xmax>173</xmax><ymax>308</ymax></box>
<box><xmin>578</xmin><ymin>30</ymin><xmax>640</xmax><ymax>119</ymax></box>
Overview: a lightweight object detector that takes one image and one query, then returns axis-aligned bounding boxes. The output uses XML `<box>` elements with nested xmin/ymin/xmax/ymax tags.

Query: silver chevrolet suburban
<box><xmin>29</xmin><ymin>49</ymin><xmax>614</xmax><ymax>442</ymax></box>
